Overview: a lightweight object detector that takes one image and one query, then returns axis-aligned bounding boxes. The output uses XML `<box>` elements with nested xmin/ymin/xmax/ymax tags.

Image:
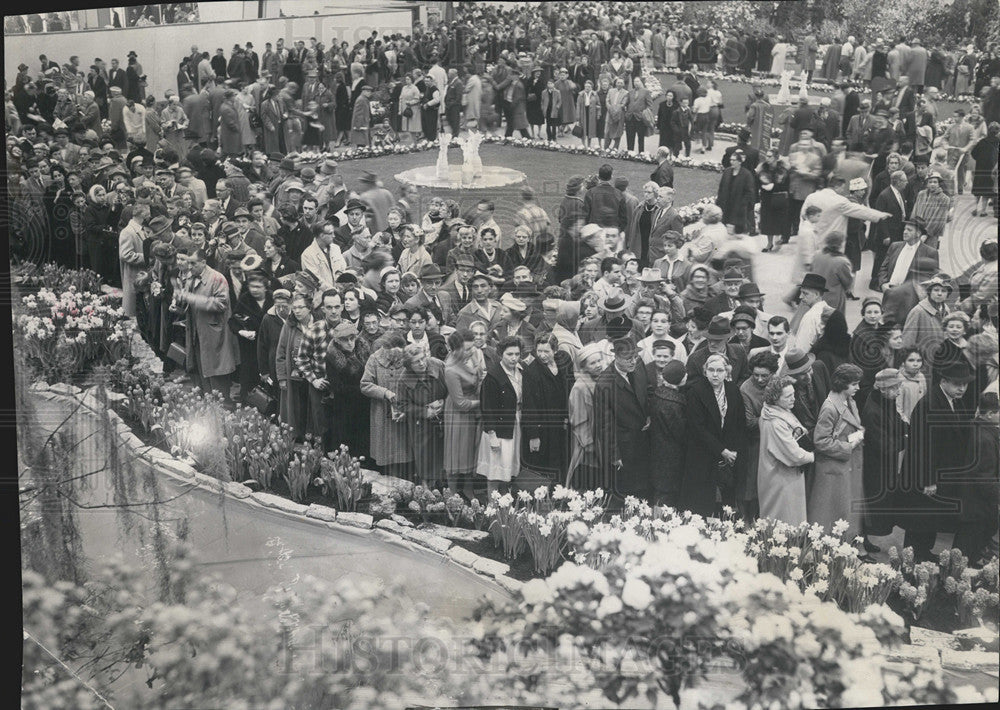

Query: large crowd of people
<box><xmin>6</xmin><ymin>2</ymin><xmax>1000</xmax><ymax>565</ymax></box>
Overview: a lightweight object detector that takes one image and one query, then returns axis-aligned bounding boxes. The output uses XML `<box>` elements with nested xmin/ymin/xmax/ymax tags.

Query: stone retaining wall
<box><xmin>28</xmin><ymin>381</ymin><xmax>524</xmax><ymax>599</ymax></box>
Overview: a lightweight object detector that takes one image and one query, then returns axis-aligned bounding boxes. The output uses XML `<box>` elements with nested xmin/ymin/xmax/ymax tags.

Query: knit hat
<box><xmin>874</xmin><ymin>368</ymin><xmax>902</xmax><ymax>388</ymax></box>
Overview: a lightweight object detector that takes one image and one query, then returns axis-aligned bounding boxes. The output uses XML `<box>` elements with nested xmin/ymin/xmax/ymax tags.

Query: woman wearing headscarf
<box><xmin>324</xmin><ymin>321</ymin><xmax>372</xmax><ymax>456</ymax></box>
<box><xmin>546</xmin><ymin>298</ymin><xmax>584</xmax><ymax>368</ymax></box>
<box><xmin>901</xmin><ymin>274</ymin><xmax>952</xmax><ymax>363</ymax></box>
<box><xmin>567</xmin><ymin>342</ymin><xmax>604</xmax><ymax>490</ymax></box>
<box><xmin>680</xmin><ymin>265</ymin><xmax>712</xmax><ymax>314</ymax></box>
<box><xmin>361</xmin><ymin>331</ymin><xmax>412</xmax><ymax>478</ymax></box>
<box><xmin>809</xmin><ymin>363</ymin><xmax>866</xmax><ymax>538</ymax></box>
<box><xmin>397</xmin><ymin>343</ymin><xmax>447</xmax><ymax>488</ymax></box>
<box><xmin>82</xmin><ymin>184</ymin><xmax>114</xmax><ymax>279</ymax></box>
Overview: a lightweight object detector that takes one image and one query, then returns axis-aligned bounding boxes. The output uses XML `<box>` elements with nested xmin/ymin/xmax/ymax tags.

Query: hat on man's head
<box><xmin>600</xmin><ymin>293</ymin><xmax>628</xmax><ymax>314</ymax></box>
<box><xmin>320</xmin><ymin>158</ymin><xmax>339</xmax><ymax>174</ymax></box>
<box><xmin>151</xmin><ymin>241</ymin><xmax>177</xmax><ymax>261</ymax></box>
<box><xmin>661</xmin><ymin>359</ymin><xmax>687</xmax><ymax>386</ymax></box>
<box><xmin>268</xmin><ymin>151</ymin><xmax>284</xmax><ymax>162</ymax></box>
<box><xmin>285</xmin><ymin>180</ymin><xmax>305</xmax><ymax>192</ymax></box>
<box><xmin>737</xmin><ymin>282</ymin><xmax>764</xmax><ymax>299</ymax></box>
<box><xmin>221</xmin><ymin>222</ymin><xmax>240</xmax><ymax>238</ymax></box>
<box><xmin>500</xmin><ymin>293</ymin><xmax>527</xmax><ymax>312</ymax></box>
<box><xmin>874</xmin><ymin>368</ymin><xmax>902</xmax><ymax>388</ymax></box>
<box><xmin>723</xmin><ymin>268</ymin><xmax>744</xmax><ymax>282</ymax></box>
<box><xmin>279</xmin><ymin>157</ymin><xmax>296</xmax><ymax>171</ymax></box>
<box><xmin>611</xmin><ymin>336</ymin><xmax>637</xmax><ymax>354</ymax></box>
<box><xmin>783</xmin><ymin>349</ymin><xmax>815</xmax><ymax>375</ymax></box>
<box><xmin>565</xmin><ymin>175</ymin><xmax>584</xmax><ymax>193</ymax></box>
<box><xmin>799</xmin><ymin>272</ymin><xmax>828</xmax><ymax>293</ymax></box>
<box><xmin>579</xmin><ymin>223</ymin><xmax>604</xmax><ymax>240</ymax></box>
<box><xmin>345</xmin><ymin>197</ymin><xmax>367</xmax><ymax>213</ymax></box>
<box><xmin>908</xmin><ymin>257</ymin><xmax>938</xmax><ymax>278</ymax></box>
<box><xmin>849</xmin><ymin>177</ymin><xmax>867</xmax><ymax>191</ymax></box>
<box><xmin>336</xmin><ymin>270</ymin><xmax>360</xmax><ymax>284</ymax></box>
<box><xmin>454</xmin><ymin>254</ymin><xmax>476</xmax><ymax>270</ymax></box>
<box><xmin>706</xmin><ymin>316</ymin><xmax>733</xmax><ymax>340</ymax></box>
<box><xmin>358</xmin><ymin>170</ymin><xmax>378</xmax><ymax>184</ymax></box>
<box><xmin>637</xmin><ymin>267</ymin><xmax>664</xmax><ymax>283</ymax></box>
<box><xmin>467</xmin><ymin>270</ymin><xmax>492</xmax><ymax>286</ymax></box>
<box><xmin>233</xmin><ymin>206</ymin><xmax>250</xmax><ymax>219</ymax></box>
<box><xmin>300</xmin><ymin>167</ymin><xmax>316</xmax><ymax>181</ymax></box>
<box><xmin>272</xmin><ymin>288</ymin><xmax>292</xmax><ymax>302</ymax></box>
<box><xmin>419</xmin><ymin>263</ymin><xmax>444</xmax><ymax>281</ymax></box>
<box><xmin>939</xmin><ymin>359</ymin><xmax>974</xmax><ymax>383</ymax></box>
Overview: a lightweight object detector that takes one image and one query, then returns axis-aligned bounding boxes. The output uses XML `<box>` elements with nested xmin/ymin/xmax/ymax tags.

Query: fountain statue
<box><xmin>459</xmin><ymin>119</ymin><xmax>484</xmax><ymax>187</ymax></box>
<box><xmin>435</xmin><ymin>132</ymin><xmax>451</xmax><ymax>180</ymax></box>
<box><xmin>395</xmin><ymin>125</ymin><xmax>526</xmax><ymax>190</ymax></box>
<box><xmin>776</xmin><ymin>70</ymin><xmax>793</xmax><ymax>104</ymax></box>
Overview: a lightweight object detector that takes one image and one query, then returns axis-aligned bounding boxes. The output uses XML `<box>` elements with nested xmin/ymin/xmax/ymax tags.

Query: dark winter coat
<box><xmin>521</xmin><ymin>353</ymin><xmax>574</xmax><ymax>477</ymax></box>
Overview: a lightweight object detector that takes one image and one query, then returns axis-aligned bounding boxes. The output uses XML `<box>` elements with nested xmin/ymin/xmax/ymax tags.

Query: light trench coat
<box><xmin>808</xmin><ymin>391</ymin><xmax>864</xmax><ymax>537</ymax></box>
<box><xmin>758</xmin><ymin>403</ymin><xmax>815</xmax><ymax>525</ymax></box>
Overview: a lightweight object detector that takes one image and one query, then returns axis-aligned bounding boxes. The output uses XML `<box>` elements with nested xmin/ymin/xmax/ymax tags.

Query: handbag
<box><xmin>402</xmin><ymin>106</ymin><xmax>413</xmax><ymax>119</ymax></box>
<box><xmin>246</xmin><ymin>384</ymin><xmax>276</xmax><ymax>415</ymax></box>
<box><xmin>166</xmin><ymin>341</ymin><xmax>186</xmax><ymax>366</ymax></box>
<box><xmin>571</xmin><ymin>123</ymin><xmax>584</xmax><ymax>138</ymax></box>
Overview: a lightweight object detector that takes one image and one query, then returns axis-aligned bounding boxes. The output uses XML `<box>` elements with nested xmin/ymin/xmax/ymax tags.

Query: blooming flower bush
<box><xmin>473</xmin><ymin>509</ymin><xmax>990</xmax><ymax>709</ymax></box>
<box><xmin>314</xmin><ymin>445</ymin><xmax>372</xmax><ymax>512</ymax></box>
<box><xmin>15</xmin><ymin>285</ymin><xmax>133</xmax><ymax>383</ymax></box>
<box><xmin>15</xmin><ymin>262</ymin><xmax>104</xmax><ymax>294</ymax></box>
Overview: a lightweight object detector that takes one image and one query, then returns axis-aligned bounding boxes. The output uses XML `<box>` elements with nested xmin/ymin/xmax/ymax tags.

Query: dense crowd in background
<box><xmin>6</xmin><ymin>1</ymin><xmax>1000</xmax><ymax>566</ymax></box>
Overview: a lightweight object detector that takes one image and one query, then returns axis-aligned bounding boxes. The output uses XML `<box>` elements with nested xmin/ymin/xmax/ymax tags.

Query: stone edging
<box><xmin>28</xmin><ymin>381</ymin><xmax>524</xmax><ymax>599</ymax></box>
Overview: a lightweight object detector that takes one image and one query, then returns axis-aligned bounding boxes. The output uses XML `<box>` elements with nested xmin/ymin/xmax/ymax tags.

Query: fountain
<box><xmin>395</xmin><ymin>127</ymin><xmax>526</xmax><ymax>190</ymax></box>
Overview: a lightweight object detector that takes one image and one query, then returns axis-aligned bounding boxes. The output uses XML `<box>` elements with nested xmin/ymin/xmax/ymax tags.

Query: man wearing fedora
<box><xmin>899</xmin><ymin>358</ymin><xmax>976</xmax><ymax>563</ymax></box>
<box><xmin>783</xmin><ymin>347</ymin><xmax>831</xmax><ymax>446</ymax></box>
<box><xmin>579</xmin><ymin>291</ymin><xmax>630</xmax><ymax>346</ymax></box>
<box><xmin>791</xmin><ymin>272</ymin><xmax>833</xmax><ymax>352</ymax></box>
<box><xmin>729</xmin><ymin>307</ymin><xmax>769</xmax><ymax>352</ymax></box>
<box><xmin>406</xmin><ymin>264</ymin><xmax>455</xmax><ymax>326</ymax></box>
<box><xmin>334</xmin><ymin>198</ymin><xmax>372</xmax><ymax>253</ymax></box>
<box><xmin>631</xmin><ymin>267</ymin><xmax>685</xmax><ymax>325</ymax></box>
<box><xmin>686</xmin><ymin>315</ymin><xmax>748</xmax><ymax>386</ymax></box>
<box><xmin>705</xmin><ymin>268</ymin><xmax>746</xmax><ymax>318</ymax></box>
<box><xmin>592</xmin><ymin>336</ymin><xmax>652</xmax><ymax>507</ymax></box>
<box><xmin>877</xmin><ymin>219</ymin><xmax>939</xmax><ymax>291</ymax></box>
<box><xmin>718</xmin><ymin>282</ymin><xmax>772</xmax><ymax>339</ymax></box>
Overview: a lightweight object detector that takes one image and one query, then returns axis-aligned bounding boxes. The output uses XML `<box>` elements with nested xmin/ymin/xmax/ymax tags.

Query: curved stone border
<box><xmin>29</xmin><ymin>381</ymin><xmax>524</xmax><ymax>598</ymax></box>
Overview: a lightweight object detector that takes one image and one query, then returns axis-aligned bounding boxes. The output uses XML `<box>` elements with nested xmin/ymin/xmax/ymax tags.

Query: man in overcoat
<box><xmin>592</xmin><ymin>336</ymin><xmax>651</xmax><ymax>507</ymax></box>
<box><xmin>176</xmin><ymin>248</ymin><xmax>239</xmax><ymax>398</ymax></box>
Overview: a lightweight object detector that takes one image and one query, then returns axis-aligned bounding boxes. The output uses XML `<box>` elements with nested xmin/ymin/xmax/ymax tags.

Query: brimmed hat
<box><xmin>233</xmin><ymin>206</ymin><xmax>250</xmax><ymax>219</ymax></box>
<box><xmin>358</xmin><ymin>170</ymin><xmax>378</xmax><ymax>184</ymax></box>
<box><xmin>240</xmin><ymin>253</ymin><xmax>264</xmax><ymax>272</ymax></box>
<box><xmin>579</xmin><ymin>223</ymin><xmax>604</xmax><ymax>240</ymax></box>
<box><xmin>419</xmin><ymin>263</ymin><xmax>444</xmax><ymax>281</ymax></box>
<box><xmin>454</xmin><ymin>255</ymin><xmax>476</xmax><ymax>270</ymax></box>
<box><xmin>943</xmin><ymin>311</ymin><xmax>971</xmax><ymax>326</ymax></box>
<box><xmin>467</xmin><ymin>271</ymin><xmax>492</xmax><ymax>286</ymax></box>
<box><xmin>737</xmin><ymin>282</ymin><xmax>764</xmax><ymax>299</ymax></box>
<box><xmin>499</xmin><ymin>293</ymin><xmax>527</xmax><ymax>312</ymax></box>
<box><xmin>783</xmin><ymin>348</ymin><xmax>815</xmax><ymax>375</ymax></box>
<box><xmin>706</xmin><ymin>316</ymin><xmax>732</xmax><ymax>340</ymax></box>
<box><xmin>611</xmin><ymin>335</ymin><xmax>637</xmax><ymax>354</ymax></box>
<box><xmin>908</xmin><ymin>257</ymin><xmax>938</xmax><ymax>278</ymax></box>
<box><xmin>600</xmin><ymin>293</ymin><xmax>628</xmax><ymax>314</ymax></box>
<box><xmin>920</xmin><ymin>274</ymin><xmax>953</xmax><ymax>293</ymax></box>
<box><xmin>637</xmin><ymin>267</ymin><xmax>664</xmax><ymax>283</ymax></box>
<box><xmin>345</xmin><ymin>197</ymin><xmax>367</xmax><ymax>213</ymax></box>
<box><xmin>279</xmin><ymin>157</ymin><xmax>296</xmax><ymax>171</ymax></box>
<box><xmin>285</xmin><ymin>180</ymin><xmax>305</xmax><ymax>193</ymax></box>
<box><xmin>272</xmin><ymin>288</ymin><xmax>292</xmax><ymax>301</ymax></box>
<box><xmin>799</xmin><ymin>273</ymin><xmax>828</xmax><ymax>293</ymax></box>
<box><xmin>221</xmin><ymin>222</ymin><xmax>240</xmax><ymax>238</ymax></box>
<box><xmin>874</xmin><ymin>368</ymin><xmax>902</xmax><ymax>388</ymax></box>
<box><xmin>320</xmin><ymin>158</ymin><xmax>339</xmax><ymax>174</ymax></box>
<box><xmin>939</xmin><ymin>360</ymin><xmax>974</xmax><ymax>383</ymax></box>
<box><xmin>849</xmin><ymin>177</ymin><xmax>867</xmax><ymax>191</ymax></box>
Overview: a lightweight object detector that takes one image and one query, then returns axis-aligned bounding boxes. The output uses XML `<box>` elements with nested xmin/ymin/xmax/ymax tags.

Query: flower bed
<box><xmin>472</xmin><ymin>509</ymin><xmax>994</xmax><ymax>709</ymax></box>
<box><xmin>14</xmin><ymin>274</ymin><xmax>133</xmax><ymax>384</ymax></box>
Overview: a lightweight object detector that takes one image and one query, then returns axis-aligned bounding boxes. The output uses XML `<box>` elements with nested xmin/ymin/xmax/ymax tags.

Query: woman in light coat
<box><xmin>398</xmin><ymin>74</ymin><xmax>422</xmax><ymax>139</ymax></box>
<box><xmin>758</xmin><ymin>374</ymin><xmax>815</xmax><ymax>525</ymax></box>
<box><xmin>808</xmin><ymin>364</ymin><xmax>865</xmax><ymax>538</ymax></box>
<box><xmin>603</xmin><ymin>76</ymin><xmax>628</xmax><ymax>149</ymax></box>
<box><xmin>360</xmin><ymin>331</ymin><xmax>413</xmax><ymax>478</ymax></box>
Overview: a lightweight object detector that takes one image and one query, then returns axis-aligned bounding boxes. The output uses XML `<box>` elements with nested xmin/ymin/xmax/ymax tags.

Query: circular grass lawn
<box><xmin>333</xmin><ymin>143</ymin><xmax>721</xmax><ymax>238</ymax></box>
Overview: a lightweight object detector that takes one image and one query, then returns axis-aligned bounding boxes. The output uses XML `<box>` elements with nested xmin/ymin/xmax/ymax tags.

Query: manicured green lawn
<box><xmin>334</xmin><ymin>143</ymin><xmax>721</xmax><ymax>234</ymax></box>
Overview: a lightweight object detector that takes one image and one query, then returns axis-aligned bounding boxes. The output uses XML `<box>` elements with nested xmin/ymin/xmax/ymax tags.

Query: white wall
<box><xmin>5</xmin><ymin>8</ymin><xmax>413</xmax><ymax>97</ymax></box>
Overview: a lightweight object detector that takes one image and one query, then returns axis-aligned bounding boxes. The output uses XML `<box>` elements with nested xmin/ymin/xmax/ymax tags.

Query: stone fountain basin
<box><xmin>395</xmin><ymin>165</ymin><xmax>527</xmax><ymax>190</ymax></box>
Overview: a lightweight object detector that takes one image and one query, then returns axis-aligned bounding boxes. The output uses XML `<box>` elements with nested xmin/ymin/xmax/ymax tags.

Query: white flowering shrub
<box><xmin>473</xmin><ymin>509</ymin><xmax>988</xmax><ymax>709</ymax></box>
